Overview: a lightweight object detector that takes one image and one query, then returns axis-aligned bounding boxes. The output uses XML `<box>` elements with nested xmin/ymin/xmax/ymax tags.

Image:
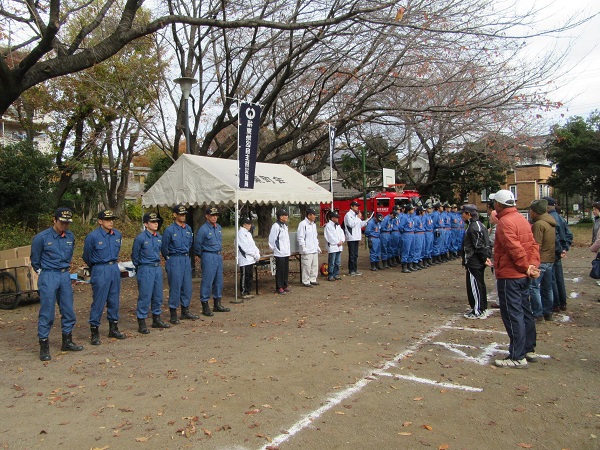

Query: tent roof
<box><xmin>142</xmin><ymin>154</ymin><xmax>333</xmax><ymax>208</ymax></box>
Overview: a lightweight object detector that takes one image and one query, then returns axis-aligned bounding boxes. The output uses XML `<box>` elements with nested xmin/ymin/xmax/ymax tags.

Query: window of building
<box><xmin>509</xmin><ymin>185</ymin><xmax>517</xmax><ymax>200</ymax></box>
<box><xmin>480</xmin><ymin>189</ymin><xmax>489</xmax><ymax>202</ymax></box>
<box><xmin>538</xmin><ymin>184</ymin><xmax>549</xmax><ymax>198</ymax></box>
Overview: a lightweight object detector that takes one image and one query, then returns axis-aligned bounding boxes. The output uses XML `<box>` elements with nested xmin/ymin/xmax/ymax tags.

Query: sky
<box><xmin>534</xmin><ymin>0</ymin><xmax>600</xmax><ymax>123</ymax></box>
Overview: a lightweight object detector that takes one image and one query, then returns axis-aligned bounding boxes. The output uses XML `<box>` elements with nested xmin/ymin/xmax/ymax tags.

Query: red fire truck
<box><xmin>319</xmin><ymin>185</ymin><xmax>421</xmax><ymax>226</ymax></box>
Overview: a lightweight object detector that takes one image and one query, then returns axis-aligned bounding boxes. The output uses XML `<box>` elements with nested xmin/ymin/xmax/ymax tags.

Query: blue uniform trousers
<box><xmin>390</xmin><ymin>231</ymin><xmax>400</xmax><ymax>258</ymax></box>
<box><xmin>412</xmin><ymin>233</ymin><xmax>424</xmax><ymax>263</ymax></box>
<box><xmin>380</xmin><ymin>232</ymin><xmax>391</xmax><ymax>261</ymax></box>
<box><xmin>136</xmin><ymin>265</ymin><xmax>164</xmax><ymax>318</ymax></box>
<box><xmin>89</xmin><ymin>264</ymin><xmax>121</xmax><ymax>326</ymax></box>
<box><xmin>433</xmin><ymin>229</ymin><xmax>444</xmax><ymax>256</ymax></box>
<box><xmin>368</xmin><ymin>237</ymin><xmax>381</xmax><ymax>262</ymax></box>
<box><xmin>451</xmin><ymin>229</ymin><xmax>461</xmax><ymax>253</ymax></box>
<box><xmin>401</xmin><ymin>233</ymin><xmax>414</xmax><ymax>263</ymax></box>
<box><xmin>166</xmin><ymin>255</ymin><xmax>192</xmax><ymax>309</ymax></box>
<box><xmin>443</xmin><ymin>228</ymin><xmax>451</xmax><ymax>253</ymax></box>
<box><xmin>37</xmin><ymin>270</ymin><xmax>76</xmax><ymax>339</ymax></box>
<box><xmin>201</xmin><ymin>252</ymin><xmax>223</xmax><ymax>301</ymax></box>
<box><xmin>424</xmin><ymin>231</ymin><xmax>434</xmax><ymax>259</ymax></box>
<box><xmin>498</xmin><ymin>278</ymin><xmax>536</xmax><ymax>360</ymax></box>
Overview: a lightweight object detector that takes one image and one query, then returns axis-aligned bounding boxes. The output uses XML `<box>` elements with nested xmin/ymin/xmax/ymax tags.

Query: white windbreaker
<box><xmin>268</xmin><ymin>221</ymin><xmax>291</xmax><ymax>257</ymax></box>
<box><xmin>297</xmin><ymin>218</ymin><xmax>321</xmax><ymax>254</ymax></box>
<box><xmin>344</xmin><ymin>210</ymin><xmax>368</xmax><ymax>241</ymax></box>
<box><xmin>324</xmin><ymin>220</ymin><xmax>345</xmax><ymax>253</ymax></box>
<box><xmin>237</xmin><ymin>226</ymin><xmax>260</xmax><ymax>267</ymax></box>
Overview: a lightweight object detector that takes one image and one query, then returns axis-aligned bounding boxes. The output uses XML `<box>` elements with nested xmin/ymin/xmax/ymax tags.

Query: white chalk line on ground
<box><xmin>441</xmin><ymin>325</ymin><xmax>506</xmax><ymax>334</ymax></box>
<box><xmin>257</xmin><ymin>317</ymin><xmax>459</xmax><ymax>450</ymax></box>
<box><xmin>375</xmin><ymin>372</ymin><xmax>483</xmax><ymax>392</ymax></box>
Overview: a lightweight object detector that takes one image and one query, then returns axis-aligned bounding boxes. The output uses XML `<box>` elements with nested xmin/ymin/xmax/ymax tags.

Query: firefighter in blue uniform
<box><xmin>390</xmin><ymin>206</ymin><xmax>402</xmax><ymax>266</ymax></box>
<box><xmin>131</xmin><ymin>212</ymin><xmax>170</xmax><ymax>334</ymax></box>
<box><xmin>31</xmin><ymin>207</ymin><xmax>83</xmax><ymax>361</ymax></box>
<box><xmin>442</xmin><ymin>202</ymin><xmax>452</xmax><ymax>261</ymax></box>
<box><xmin>400</xmin><ymin>204</ymin><xmax>416</xmax><ymax>272</ymax></box>
<box><xmin>423</xmin><ymin>204</ymin><xmax>435</xmax><ymax>266</ymax></box>
<box><xmin>161</xmin><ymin>204</ymin><xmax>199</xmax><ymax>324</ymax></box>
<box><xmin>365</xmin><ymin>213</ymin><xmax>383</xmax><ymax>271</ymax></box>
<box><xmin>412</xmin><ymin>206</ymin><xmax>426</xmax><ymax>269</ymax></box>
<box><xmin>432</xmin><ymin>203</ymin><xmax>445</xmax><ymax>264</ymax></box>
<box><xmin>379</xmin><ymin>212</ymin><xmax>394</xmax><ymax>268</ymax></box>
<box><xmin>83</xmin><ymin>210</ymin><xmax>125</xmax><ymax>345</ymax></box>
<box><xmin>450</xmin><ymin>204</ymin><xmax>462</xmax><ymax>259</ymax></box>
<box><xmin>194</xmin><ymin>207</ymin><xmax>231</xmax><ymax>316</ymax></box>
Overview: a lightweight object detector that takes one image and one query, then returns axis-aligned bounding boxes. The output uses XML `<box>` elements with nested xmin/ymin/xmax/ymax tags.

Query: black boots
<box><xmin>90</xmin><ymin>326</ymin><xmax>101</xmax><ymax>345</ymax></box>
<box><xmin>201</xmin><ymin>301</ymin><xmax>214</xmax><ymax>317</ymax></box>
<box><xmin>169</xmin><ymin>308</ymin><xmax>180</xmax><ymax>325</ymax></box>
<box><xmin>213</xmin><ymin>298</ymin><xmax>230</xmax><ymax>313</ymax></box>
<box><xmin>381</xmin><ymin>260</ymin><xmax>389</xmax><ymax>269</ymax></box>
<box><xmin>152</xmin><ymin>314</ymin><xmax>171</xmax><ymax>328</ymax></box>
<box><xmin>180</xmin><ymin>306</ymin><xmax>200</xmax><ymax>320</ymax></box>
<box><xmin>108</xmin><ymin>321</ymin><xmax>126</xmax><ymax>339</ymax></box>
<box><xmin>138</xmin><ymin>318</ymin><xmax>150</xmax><ymax>334</ymax></box>
<box><xmin>39</xmin><ymin>338</ymin><xmax>51</xmax><ymax>361</ymax></box>
<box><xmin>401</xmin><ymin>263</ymin><xmax>411</xmax><ymax>273</ymax></box>
<box><xmin>370</xmin><ymin>262</ymin><xmax>378</xmax><ymax>271</ymax></box>
<box><xmin>61</xmin><ymin>333</ymin><xmax>84</xmax><ymax>352</ymax></box>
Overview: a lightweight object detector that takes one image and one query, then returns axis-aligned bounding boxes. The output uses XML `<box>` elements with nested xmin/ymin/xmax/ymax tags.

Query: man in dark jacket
<box><xmin>529</xmin><ymin>199</ymin><xmax>556</xmax><ymax>322</ymax></box>
<box><xmin>461</xmin><ymin>204</ymin><xmax>492</xmax><ymax>319</ymax></box>
<box><xmin>542</xmin><ymin>197</ymin><xmax>573</xmax><ymax>311</ymax></box>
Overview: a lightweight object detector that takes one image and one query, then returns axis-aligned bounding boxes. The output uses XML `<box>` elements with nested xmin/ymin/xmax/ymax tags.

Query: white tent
<box><xmin>142</xmin><ymin>154</ymin><xmax>333</xmax><ymax>207</ymax></box>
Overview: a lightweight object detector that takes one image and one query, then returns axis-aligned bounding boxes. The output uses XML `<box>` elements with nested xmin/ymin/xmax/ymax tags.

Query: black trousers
<box><xmin>347</xmin><ymin>241</ymin><xmax>359</xmax><ymax>273</ymax></box>
<box><xmin>240</xmin><ymin>264</ymin><xmax>254</xmax><ymax>295</ymax></box>
<box><xmin>275</xmin><ymin>256</ymin><xmax>289</xmax><ymax>290</ymax></box>
<box><xmin>466</xmin><ymin>266</ymin><xmax>488</xmax><ymax>314</ymax></box>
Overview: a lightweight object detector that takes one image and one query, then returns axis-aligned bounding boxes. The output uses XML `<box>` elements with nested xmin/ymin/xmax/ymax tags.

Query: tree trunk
<box><xmin>255</xmin><ymin>204</ymin><xmax>273</xmax><ymax>238</ymax></box>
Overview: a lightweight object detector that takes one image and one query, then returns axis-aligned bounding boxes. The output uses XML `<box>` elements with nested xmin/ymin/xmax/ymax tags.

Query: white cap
<box><xmin>493</xmin><ymin>189</ymin><xmax>516</xmax><ymax>206</ymax></box>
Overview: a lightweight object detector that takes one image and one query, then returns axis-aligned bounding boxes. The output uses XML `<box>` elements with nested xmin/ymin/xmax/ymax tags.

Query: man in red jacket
<box><xmin>493</xmin><ymin>190</ymin><xmax>541</xmax><ymax>369</ymax></box>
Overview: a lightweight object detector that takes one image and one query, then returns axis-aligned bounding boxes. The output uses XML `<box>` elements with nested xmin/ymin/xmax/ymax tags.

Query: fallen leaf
<box><xmin>134</xmin><ymin>437</ymin><xmax>148</xmax><ymax>442</ymax></box>
<box><xmin>245</xmin><ymin>409</ymin><xmax>261</xmax><ymax>415</ymax></box>
<box><xmin>203</xmin><ymin>429</ymin><xmax>212</xmax><ymax>437</ymax></box>
<box><xmin>398</xmin><ymin>432</ymin><xmax>412</xmax><ymax>436</ymax></box>
<box><xmin>403</xmin><ymin>421</ymin><xmax>412</xmax><ymax>427</ymax></box>
<box><xmin>439</xmin><ymin>445</ymin><xmax>449</xmax><ymax>450</ymax></box>
<box><xmin>422</xmin><ymin>425</ymin><xmax>433</xmax><ymax>431</ymax></box>
<box><xmin>517</xmin><ymin>444</ymin><xmax>533</xmax><ymax>448</ymax></box>
<box><xmin>413</xmin><ymin>397</ymin><xmax>424</xmax><ymax>401</ymax></box>
<box><xmin>513</xmin><ymin>406</ymin><xmax>526</xmax><ymax>412</ymax></box>
<box><xmin>334</xmin><ymin>411</ymin><xmax>346</xmax><ymax>415</ymax></box>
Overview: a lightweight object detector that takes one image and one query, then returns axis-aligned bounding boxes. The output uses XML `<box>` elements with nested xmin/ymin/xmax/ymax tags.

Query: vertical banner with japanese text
<box><xmin>238</xmin><ymin>102</ymin><xmax>261</xmax><ymax>189</ymax></box>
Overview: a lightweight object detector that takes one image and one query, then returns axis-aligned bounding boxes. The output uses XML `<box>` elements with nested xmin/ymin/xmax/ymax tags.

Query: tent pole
<box><xmin>235</xmin><ymin>189</ymin><xmax>239</xmax><ymax>302</ymax></box>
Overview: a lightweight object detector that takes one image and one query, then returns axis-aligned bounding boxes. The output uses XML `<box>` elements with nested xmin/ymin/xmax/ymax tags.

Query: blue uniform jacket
<box><xmin>31</xmin><ymin>227</ymin><xmax>75</xmax><ymax>271</ymax></box>
<box><xmin>365</xmin><ymin>220</ymin><xmax>380</xmax><ymax>238</ymax></box>
<box><xmin>194</xmin><ymin>222</ymin><xmax>222</xmax><ymax>256</ymax></box>
<box><xmin>399</xmin><ymin>213</ymin><xmax>415</xmax><ymax>232</ymax></box>
<box><xmin>82</xmin><ymin>227</ymin><xmax>122</xmax><ymax>266</ymax></box>
<box><xmin>161</xmin><ymin>222</ymin><xmax>193</xmax><ymax>258</ymax></box>
<box><xmin>132</xmin><ymin>229</ymin><xmax>162</xmax><ymax>267</ymax></box>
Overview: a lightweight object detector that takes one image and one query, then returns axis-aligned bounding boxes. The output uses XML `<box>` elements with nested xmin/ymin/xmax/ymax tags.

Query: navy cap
<box><xmin>55</xmin><ymin>207</ymin><xmax>73</xmax><ymax>223</ymax></box>
<box><xmin>276</xmin><ymin>209</ymin><xmax>288</xmax><ymax>218</ymax></box>
<box><xmin>350</xmin><ymin>201</ymin><xmax>360</xmax><ymax>207</ymax></box>
<box><xmin>541</xmin><ymin>196</ymin><xmax>556</xmax><ymax>206</ymax></box>
<box><xmin>240</xmin><ymin>217</ymin><xmax>252</xmax><ymax>225</ymax></box>
<box><xmin>404</xmin><ymin>204</ymin><xmax>414</xmax><ymax>210</ymax></box>
<box><xmin>173</xmin><ymin>204</ymin><xmax>188</xmax><ymax>214</ymax></box>
<box><xmin>98</xmin><ymin>210</ymin><xmax>117</xmax><ymax>220</ymax></box>
<box><xmin>306</xmin><ymin>208</ymin><xmax>316</xmax><ymax>216</ymax></box>
<box><xmin>206</xmin><ymin>207</ymin><xmax>219</xmax><ymax>215</ymax></box>
<box><xmin>143</xmin><ymin>212</ymin><xmax>161</xmax><ymax>223</ymax></box>
<box><xmin>329</xmin><ymin>211</ymin><xmax>340</xmax><ymax>218</ymax></box>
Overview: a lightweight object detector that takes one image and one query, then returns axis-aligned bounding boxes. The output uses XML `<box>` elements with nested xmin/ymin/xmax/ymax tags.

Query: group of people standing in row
<box><xmin>31</xmin><ymin>204</ymin><xmax>232</xmax><ymax>361</ymax></box>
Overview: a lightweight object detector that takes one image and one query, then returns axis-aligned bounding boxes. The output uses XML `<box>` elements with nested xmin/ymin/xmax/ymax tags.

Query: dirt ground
<box><xmin>0</xmin><ymin>245</ymin><xmax>599</xmax><ymax>450</ymax></box>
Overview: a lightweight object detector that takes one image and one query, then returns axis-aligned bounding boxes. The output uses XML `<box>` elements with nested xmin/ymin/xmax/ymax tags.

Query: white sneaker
<box><xmin>463</xmin><ymin>312</ymin><xmax>484</xmax><ymax>319</ymax></box>
<box><xmin>494</xmin><ymin>357</ymin><xmax>528</xmax><ymax>369</ymax></box>
<box><xmin>525</xmin><ymin>352</ymin><xmax>539</xmax><ymax>362</ymax></box>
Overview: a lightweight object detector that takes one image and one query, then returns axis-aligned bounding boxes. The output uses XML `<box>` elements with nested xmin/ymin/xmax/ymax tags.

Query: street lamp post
<box><xmin>173</xmin><ymin>76</ymin><xmax>197</xmax><ymax>154</ymax></box>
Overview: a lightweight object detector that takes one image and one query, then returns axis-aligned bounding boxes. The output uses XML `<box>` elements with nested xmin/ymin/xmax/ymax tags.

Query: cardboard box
<box><xmin>15</xmin><ymin>245</ymin><xmax>31</xmax><ymax>259</ymax></box>
<box><xmin>0</xmin><ymin>249</ymin><xmax>17</xmax><ymax>262</ymax></box>
<box><xmin>4</xmin><ymin>257</ymin><xmax>30</xmax><ymax>269</ymax></box>
<box><xmin>15</xmin><ymin>266</ymin><xmax>38</xmax><ymax>291</ymax></box>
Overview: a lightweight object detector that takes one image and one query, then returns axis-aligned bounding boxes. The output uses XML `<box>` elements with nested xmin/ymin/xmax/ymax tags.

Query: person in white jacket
<box><xmin>268</xmin><ymin>209</ymin><xmax>291</xmax><ymax>295</ymax></box>
<box><xmin>324</xmin><ymin>211</ymin><xmax>345</xmax><ymax>281</ymax></box>
<box><xmin>236</xmin><ymin>217</ymin><xmax>261</xmax><ymax>301</ymax></box>
<box><xmin>344</xmin><ymin>201</ymin><xmax>369</xmax><ymax>276</ymax></box>
<box><xmin>297</xmin><ymin>208</ymin><xmax>322</xmax><ymax>287</ymax></box>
